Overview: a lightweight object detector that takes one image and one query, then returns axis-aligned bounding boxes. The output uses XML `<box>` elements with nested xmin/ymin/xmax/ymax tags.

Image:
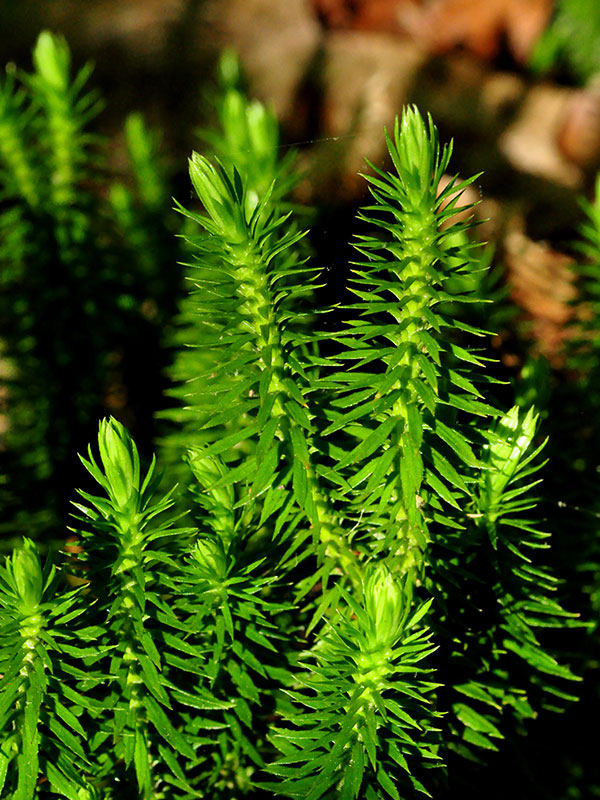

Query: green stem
<box><xmin>379</xmin><ymin>227</ymin><xmax>437</xmax><ymax>576</ymax></box>
<box><xmin>115</xmin><ymin>532</ymin><xmax>153</xmax><ymax>799</ymax></box>
<box><xmin>47</xmin><ymin>93</ymin><xmax>77</xmax><ymax>209</ymax></box>
<box><xmin>18</xmin><ymin>607</ymin><xmax>43</xmax><ymax>681</ymax></box>
<box><xmin>233</xmin><ymin>243</ymin><xmax>361</xmax><ymax>585</ymax></box>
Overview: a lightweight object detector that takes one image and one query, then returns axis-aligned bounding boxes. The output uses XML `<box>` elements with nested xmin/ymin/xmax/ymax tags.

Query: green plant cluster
<box><xmin>0</xmin><ymin>32</ymin><xmax>180</xmax><ymax>542</ymax></box>
<box><xmin>0</xmin><ymin>32</ymin><xmax>597</xmax><ymax>800</ymax></box>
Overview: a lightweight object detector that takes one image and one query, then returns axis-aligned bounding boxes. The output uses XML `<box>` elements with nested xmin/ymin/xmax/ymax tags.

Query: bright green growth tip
<box><xmin>33</xmin><ymin>30</ymin><xmax>71</xmax><ymax>91</ymax></box>
<box><xmin>188</xmin><ymin>151</ymin><xmax>219</xmax><ymax>210</ymax></box>
<box><xmin>363</xmin><ymin>562</ymin><xmax>406</xmax><ymax>648</ymax></box>
<box><xmin>188</xmin><ymin>449</ymin><xmax>234</xmax><ymax>510</ymax></box>
<box><xmin>188</xmin><ymin>152</ymin><xmax>247</xmax><ymax>242</ymax></box>
<box><xmin>10</xmin><ymin>537</ymin><xmax>43</xmax><ymax>611</ymax></box>
<box><xmin>193</xmin><ymin>538</ymin><xmax>228</xmax><ymax>582</ymax></box>
<box><xmin>390</xmin><ymin>105</ymin><xmax>437</xmax><ymax>196</ymax></box>
<box><xmin>485</xmin><ymin>405</ymin><xmax>539</xmax><ymax>499</ymax></box>
<box><xmin>97</xmin><ymin>416</ymin><xmax>141</xmax><ymax>510</ymax></box>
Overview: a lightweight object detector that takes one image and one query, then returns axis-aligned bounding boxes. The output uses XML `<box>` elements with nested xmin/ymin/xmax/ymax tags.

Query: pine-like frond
<box><xmin>314</xmin><ymin>107</ymin><xmax>578</xmax><ymax>764</ymax></box>
<box><xmin>262</xmin><ymin>563</ymin><xmax>442</xmax><ymax>799</ymax></box>
<box><xmin>320</xmin><ymin>107</ymin><xmax>497</xmax><ymax>575</ymax></box>
<box><xmin>70</xmin><ymin>418</ymin><xmax>198</xmax><ymax>794</ymax></box>
<box><xmin>158</xmin><ymin>51</ymin><xmax>308</xmax><ymax>491</ymax></box>
<box><xmin>0</xmin><ymin>539</ymin><xmax>100</xmax><ymax>798</ymax></box>
<box><xmin>156</xmin><ymin>465</ymin><xmax>294</xmax><ymax>797</ymax></box>
<box><xmin>429</xmin><ymin>406</ymin><xmax>579</xmax><ymax>760</ymax></box>
<box><xmin>174</xmin><ymin>153</ymin><xmax>362</xmax><ymax>588</ymax></box>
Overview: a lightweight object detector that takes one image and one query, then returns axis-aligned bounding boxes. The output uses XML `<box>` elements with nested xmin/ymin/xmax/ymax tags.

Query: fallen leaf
<box><xmin>425</xmin><ymin>0</ymin><xmax>553</xmax><ymax>63</ymax></box>
<box><xmin>505</xmin><ymin>219</ymin><xmax>576</xmax><ymax>363</ymax></box>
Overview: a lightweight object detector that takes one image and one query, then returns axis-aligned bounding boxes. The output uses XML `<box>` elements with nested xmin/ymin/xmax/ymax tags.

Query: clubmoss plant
<box><xmin>0</xmin><ymin>43</ymin><xmax>582</xmax><ymax>800</ymax></box>
<box><xmin>158</xmin><ymin>48</ymin><xmax>310</xmax><ymax>494</ymax></box>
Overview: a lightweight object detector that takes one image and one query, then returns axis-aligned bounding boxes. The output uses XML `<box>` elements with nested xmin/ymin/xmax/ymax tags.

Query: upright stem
<box><xmin>232</xmin><ymin>241</ymin><xmax>361</xmax><ymax>586</ymax></box>
<box><xmin>114</xmin><ymin>522</ymin><xmax>153</xmax><ymax>799</ymax></box>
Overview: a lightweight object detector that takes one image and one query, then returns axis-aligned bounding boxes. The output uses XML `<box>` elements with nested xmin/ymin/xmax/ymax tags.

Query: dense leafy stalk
<box><xmin>429</xmin><ymin>406</ymin><xmax>579</xmax><ymax>761</ymax></box>
<box><xmin>568</xmin><ymin>173</ymin><xmax>600</xmax><ymax>387</ymax></box>
<box><xmin>71</xmin><ymin>419</ymin><xmax>199</xmax><ymax>796</ymax></box>
<box><xmin>262</xmin><ymin>565</ymin><xmax>441</xmax><ymax>800</ymax></box>
<box><xmin>157</xmin><ymin>48</ymin><xmax>296</xmax><ymax>450</ymax></box>
<box><xmin>567</xmin><ymin>175</ymin><xmax>600</xmax><ymax>616</ymax></box>
<box><xmin>320</xmin><ymin>109</ymin><xmax>494</xmax><ymax>578</ymax></box>
<box><xmin>157</xmin><ymin>450</ymin><xmax>294</xmax><ymax>796</ymax></box>
<box><xmin>0</xmin><ymin>539</ymin><xmax>98</xmax><ymax>798</ymax></box>
<box><xmin>160</xmin><ymin>53</ymin><xmax>356</xmax><ymax>595</ymax></box>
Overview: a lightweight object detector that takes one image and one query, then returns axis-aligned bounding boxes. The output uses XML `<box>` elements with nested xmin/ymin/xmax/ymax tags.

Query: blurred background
<box><xmin>3</xmin><ymin>0</ymin><xmax>600</xmax><ymax>362</ymax></box>
<box><xmin>1</xmin><ymin>3</ymin><xmax>600</xmax><ymax>796</ymax></box>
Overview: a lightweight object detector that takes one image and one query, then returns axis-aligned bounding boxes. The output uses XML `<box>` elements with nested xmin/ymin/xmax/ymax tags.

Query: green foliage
<box><xmin>530</xmin><ymin>0</ymin><xmax>600</xmax><ymax>83</ymax></box>
<box><xmin>0</xmin><ymin>42</ymin><xmax>586</xmax><ymax>800</ymax></box>
<box><xmin>261</xmin><ymin>569</ymin><xmax>441</xmax><ymax>800</ymax></box>
<box><xmin>545</xmin><ymin>172</ymin><xmax>600</xmax><ymax>619</ymax></box>
<box><xmin>0</xmin><ymin>537</ymin><xmax>96</xmax><ymax>798</ymax></box>
<box><xmin>158</xmin><ymin>49</ymin><xmax>307</xmax><ymax>495</ymax></box>
<box><xmin>568</xmin><ymin>173</ymin><xmax>600</xmax><ymax>388</ymax></box>
<box><xmin>569</xmin><ymin>175</ymin><xmax>600</xmax><ymax>621</ymax></box>
<box><xmin>318</xmin><ymin>110</ymin><xmax>492</xmax><ymax>571</ymax></box>
<box><xmin>0</xmin><ymin>32</ymin><xmax>181</xmax><ymax>542</ymax></box>
<box><xmin>431</xmin><ymin>405</ymin><xmax>579</xmax><ymax>764</ymax></box>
